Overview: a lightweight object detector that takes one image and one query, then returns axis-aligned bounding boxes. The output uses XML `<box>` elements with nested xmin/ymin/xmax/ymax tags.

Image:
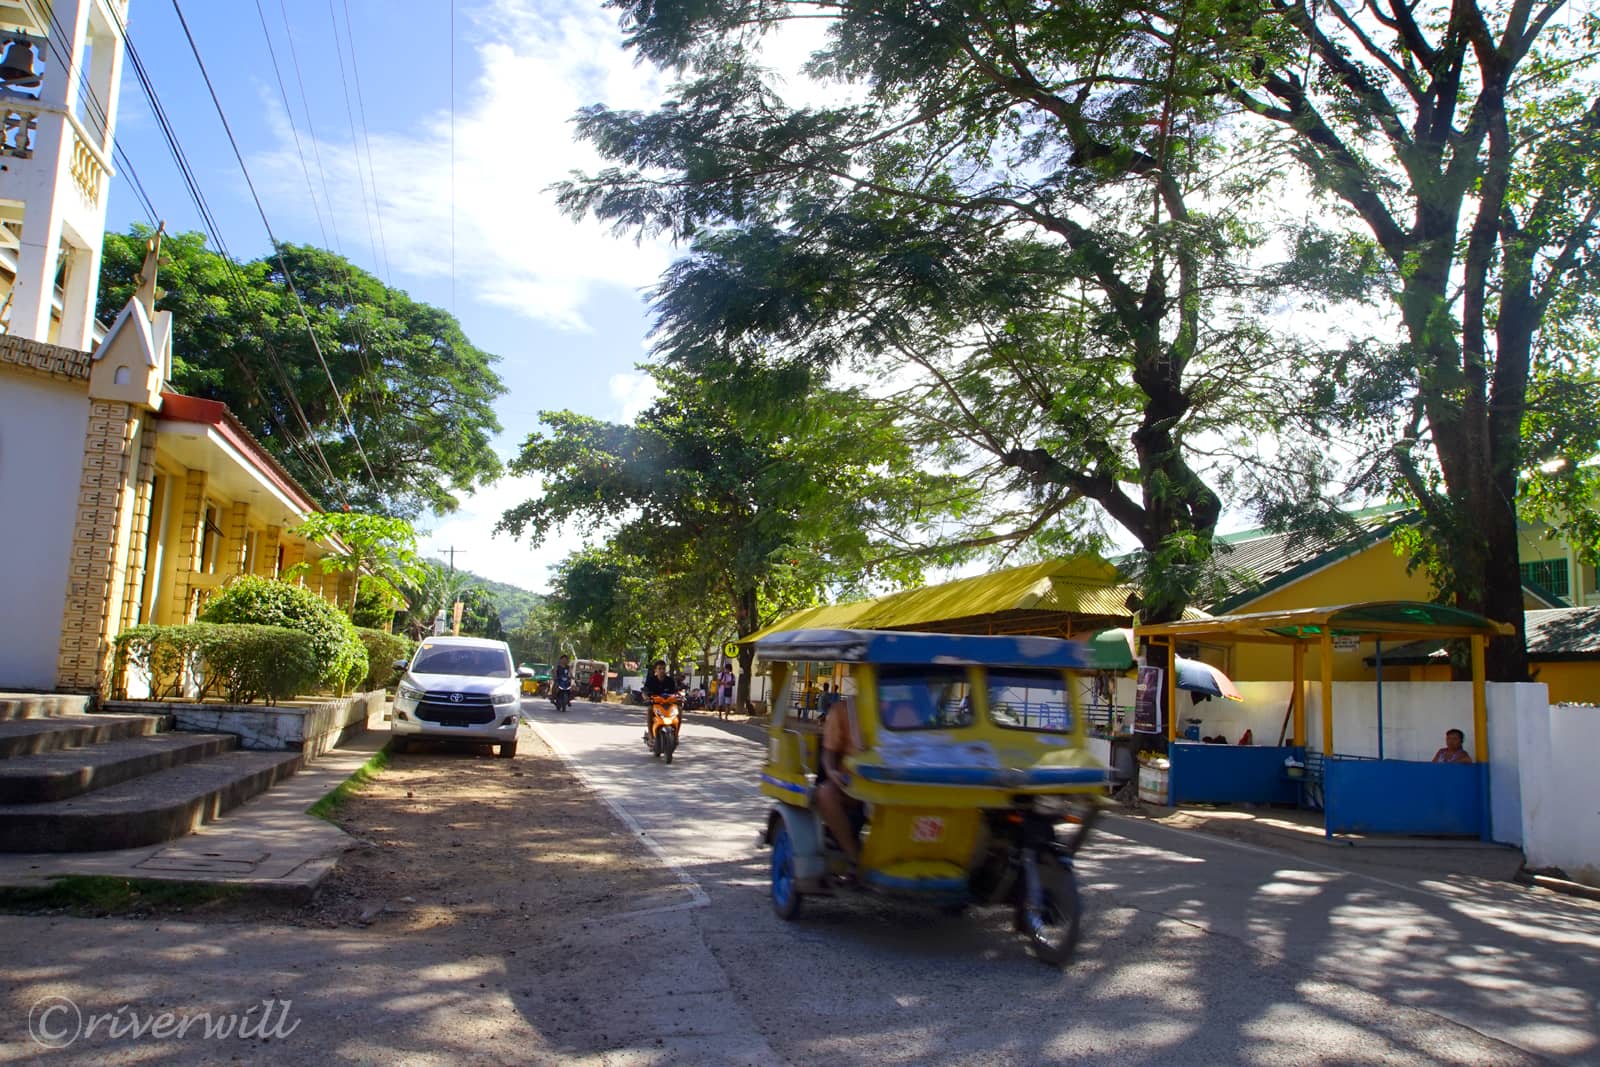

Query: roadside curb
<box><xmin>1514</xmin><ymin>869</ymin><xmax>1600</xmax><ymax>903</ymax></box>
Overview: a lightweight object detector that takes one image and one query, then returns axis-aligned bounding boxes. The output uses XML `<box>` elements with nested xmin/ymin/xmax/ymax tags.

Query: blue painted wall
<box><xmin>1324</xmin><ymin>759</ymin><xmax>1483</xmax><ymax>836</ymax></box>
<box><xmin>1169</xmin><ymin>743</ymin><xmax>1302</xmax><ymax>805</ymax></box>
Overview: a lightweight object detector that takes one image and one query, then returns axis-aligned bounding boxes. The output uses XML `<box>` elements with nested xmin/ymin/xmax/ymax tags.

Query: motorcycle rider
<box><xmin>587</xmin><ymin>667</ymin><xmax>605</xmax><ymax>701</ymax></box>
<box><xmin>642</xmin><ymin>659</ymin><xmax>681</xmax><ymax>741</ymax></box>
<box><xmin>551</xmin><ymin>654</ymin><xmax>574</xmax><ymax>711</ymax></box>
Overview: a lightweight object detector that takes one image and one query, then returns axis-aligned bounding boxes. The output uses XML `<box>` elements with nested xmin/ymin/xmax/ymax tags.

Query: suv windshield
<box><xmin>412</xmin><ymin>645</ymin><xmax>513</xmax><ymax>678</ymax></box>
<box><xmin>988</xmin><ymin>669</ymin><xmax>1072</xmax><ymax>732</ymax></box>
<box><xmin>876</xmin><ymin>666</ymin><xmax>973</xmax><ymax>730</ymax></box>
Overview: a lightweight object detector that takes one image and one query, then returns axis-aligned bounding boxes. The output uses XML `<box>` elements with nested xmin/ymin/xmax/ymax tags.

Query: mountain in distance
<box><xmin>423</xmin><ymin>560</ymin><xmax>546</xmax><ymax>632</ymax></box>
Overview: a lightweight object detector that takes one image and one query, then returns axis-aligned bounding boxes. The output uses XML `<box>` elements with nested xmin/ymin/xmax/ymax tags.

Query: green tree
<box><xmin>500</xmin><ymin>364</ymin><xmax>946</xmax><ymax>705</ymax></box>
<box><xmin>287</xmin><ymin>512</ymin><xmax>422</xmax><ymax>619</ymax></box>
<box><xmin>1211</xmin><ymin>0</ymin><xmax>1600</xmax><ymax>679</ymax></box>
<box><xmin>556</xmin><ymin>0</ymin><xmax>1325</xmax><ymax>625</ymax></box>
<box><xmin>99</xmin><ymin>227</ymin><xmax>506</xmax><ymax>517</ymax></box>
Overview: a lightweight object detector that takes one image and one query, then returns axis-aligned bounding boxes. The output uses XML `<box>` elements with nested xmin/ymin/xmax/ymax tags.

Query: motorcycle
<box><xmin>551</xmin><ymin>684</ymin><xmax>573</xmax><ymax>713</ymax></box>
<box><xmin>644</xmin><ymin>693</ymin><xmax>682</xmax><ymax>764</ymax></box>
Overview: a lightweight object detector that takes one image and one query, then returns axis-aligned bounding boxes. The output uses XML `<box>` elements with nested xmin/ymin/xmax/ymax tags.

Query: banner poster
<box><xmin>1133</xmin><ymin>665</ymin><xmax>1164</xmax><ymax>734</ymax></box>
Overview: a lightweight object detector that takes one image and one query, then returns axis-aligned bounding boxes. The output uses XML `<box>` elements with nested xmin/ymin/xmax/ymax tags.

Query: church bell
<box><xmin>0</xmin><ymin>39</ymin><xmax>41</xmax><ymax>89</ymax></box>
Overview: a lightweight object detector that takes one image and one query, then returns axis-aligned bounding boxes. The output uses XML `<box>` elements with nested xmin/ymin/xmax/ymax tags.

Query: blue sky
<box><xmin>105</xmin><ymin>0</ymin><xmax>678</xmax><ymax>590</ymax></box>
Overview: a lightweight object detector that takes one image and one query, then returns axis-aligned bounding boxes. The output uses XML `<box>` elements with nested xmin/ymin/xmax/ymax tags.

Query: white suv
<box><xmin>390</xmin><ymin>636</ymin><xmax>530</xmax><ymax>758</ymax></box>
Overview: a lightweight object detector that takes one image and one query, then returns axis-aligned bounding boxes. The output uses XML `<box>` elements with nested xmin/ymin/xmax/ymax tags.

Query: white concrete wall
<box><xmin>1518</xmin><ymin>702</ymin><xmax>1600</xmax><ymax>886</ymax></box>
<box><xmin>0</xmin><ymin>375</ymin><xmax>89</xmax><ymax>690</ymax></box>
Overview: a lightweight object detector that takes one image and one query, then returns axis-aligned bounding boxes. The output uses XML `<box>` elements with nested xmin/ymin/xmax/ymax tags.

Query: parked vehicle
<box><xmin>392</xmin><ymin>637</ymin><xmax>531</xmax><ymax>759</ymax></box>
<box><xmin>573</xmin><ymin>659</ymin><xmax>610</xmax><ymax>702</ymax></box>
<box><xmin>645</xmin><ymin>694</ymin><xmax>682</xmax><ymax>764</ymax></box>
<box><xmin>755</xmin><ymin>628</ymin><xmax>1104</xmax><ymax>965</ymax></box>
<box><xmin>519</xmin><ymin>662</ymin><xmax>552</xmax><ymax>698</ymax></box>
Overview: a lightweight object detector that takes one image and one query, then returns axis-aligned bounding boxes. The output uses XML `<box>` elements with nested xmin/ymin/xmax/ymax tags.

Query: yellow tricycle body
<box><xmin>755</xmin><ymin>628</ymin><xmax>1106</xmax><ymax>965</ymax></box>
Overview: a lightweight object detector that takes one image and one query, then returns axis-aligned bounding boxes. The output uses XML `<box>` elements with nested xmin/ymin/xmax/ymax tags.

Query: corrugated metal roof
<box><xmin>1527</xmin><ymin>607</ymin><xmax>1600</xmax><ymax>657</ymax></box>
<box><xmin>1365</xmin><ymin>606</ymin><xmax>1600</xmax><ymax>663</ymax></box>
<box><xmin>1206</xmin><ymin>510</ymin><xmax>1414</xmax><ymax>612</ymax></box>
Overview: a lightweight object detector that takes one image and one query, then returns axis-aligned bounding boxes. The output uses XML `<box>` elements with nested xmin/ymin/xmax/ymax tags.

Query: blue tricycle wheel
<box><xmin>770</xmin><ymin>823</ymin><xmax>802</xmax><ymax>920</ymax></box>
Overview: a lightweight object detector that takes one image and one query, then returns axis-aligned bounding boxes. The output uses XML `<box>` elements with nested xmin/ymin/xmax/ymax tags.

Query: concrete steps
<box><xmin>0</xmin><ymin>732</ymin><xmax>238</xmax><ymax>804</ymax></box>
<box><xmin>0</xmin><ymin>713</ymin><xmax>170</xmax><ymax>758</ymax></box>
<box><xmin>0</xmin><ymin>749</ymin><xmax>305</xmax><ymax>852</ymax></box>
<box><xmin>0</xmin><ymin>692</ymin><xmax>310</xmax><ymax>852</ymax></box>
<box><xmin>0</xmin><ymin>694</ymin><xmax>91</xmax><ymax>721</ymax></box>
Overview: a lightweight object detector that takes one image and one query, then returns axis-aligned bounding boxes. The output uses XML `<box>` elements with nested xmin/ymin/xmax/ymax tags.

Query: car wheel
<box><xmin>498</xmin><ymin>740</ymin><xmax>518</xmax><ymax>759</ymax></box>
<box><xmin>390</xmin><ymin>736</ymin><xmax>409</xmax><ymax>754</ymax></box>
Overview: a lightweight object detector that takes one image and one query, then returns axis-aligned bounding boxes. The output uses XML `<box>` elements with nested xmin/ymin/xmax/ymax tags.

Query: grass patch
<box><xmin>0</xmin><ymin>875</ymin><xmax>246</xmax><ymax>915</ymax></box>
<box><xmin>307</xmin><ymin>744</ymin><xmax>391</xmax><ymax>822</ymax></box>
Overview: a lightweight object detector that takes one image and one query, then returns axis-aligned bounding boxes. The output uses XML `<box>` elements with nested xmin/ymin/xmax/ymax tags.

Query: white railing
<box><xmin>1</xmin><ymin>105</ymin><xmax>38</xmax><ymax>158</ymax></box>
<box><xmin>68</xmin><ymin>125</ymin><xmax>102</xmax><ymax>205</ymax></box>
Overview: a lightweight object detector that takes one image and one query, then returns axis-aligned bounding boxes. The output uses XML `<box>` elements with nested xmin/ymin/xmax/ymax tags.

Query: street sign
<box><xmin>1333</xmin><ymin>635</ymin><xmax>1360</xmax><ymax>653</ymax></box>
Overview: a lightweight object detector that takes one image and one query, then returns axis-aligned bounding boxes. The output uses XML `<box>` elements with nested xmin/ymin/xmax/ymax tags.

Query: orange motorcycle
<box><xmin>645</xmin><ymin>693</ymin><xmax>682</xmax><ymax>764</ymax></box>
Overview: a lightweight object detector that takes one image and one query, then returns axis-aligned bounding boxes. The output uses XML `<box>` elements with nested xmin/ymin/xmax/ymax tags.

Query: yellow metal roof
<box><xmin>743</xmin><ymin>557</ymin><xmax>1195</xmax><ymax>642</ymax></box>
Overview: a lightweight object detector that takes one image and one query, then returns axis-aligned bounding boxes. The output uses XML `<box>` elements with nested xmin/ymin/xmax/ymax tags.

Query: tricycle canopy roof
<box><xmin>751</xmin><ymin>628</ymin><xmax>1096</xmax><ymax>669</ymax></box>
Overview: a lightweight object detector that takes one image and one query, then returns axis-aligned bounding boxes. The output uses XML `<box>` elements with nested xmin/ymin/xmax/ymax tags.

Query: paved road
<box><xmin>532</xmin><ymin>699</ymin><xmax>1600</xmax><ymax>1066</ymax></box>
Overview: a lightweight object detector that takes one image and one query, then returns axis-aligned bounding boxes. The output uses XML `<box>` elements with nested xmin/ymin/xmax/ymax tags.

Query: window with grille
<box><xmin>1519</xmin><ymin>558</ymin><xmax>1570</xmax><ymax>597</ymax></box>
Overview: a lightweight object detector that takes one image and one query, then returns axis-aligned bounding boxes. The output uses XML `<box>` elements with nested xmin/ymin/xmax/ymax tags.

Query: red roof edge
<box><xmin>157</xmin><ymin>391</ymin><xmax>322</xmax><ymax>514</ymax></box>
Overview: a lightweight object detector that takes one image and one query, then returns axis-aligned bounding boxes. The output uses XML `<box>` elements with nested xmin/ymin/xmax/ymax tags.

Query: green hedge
<box><xmin>356</xmin><ymin>628</ymin><xmax>413</xmax><ymax>692</ymax></box>
<box><xmin>113</xmin><ymin>623</ymin><xmax>320</xmax><ymax>704</ymax></box>
<box><xmin>198</xmin><ymin>575</ymin><xmax>367</xmax><ymax>693</ymax></box>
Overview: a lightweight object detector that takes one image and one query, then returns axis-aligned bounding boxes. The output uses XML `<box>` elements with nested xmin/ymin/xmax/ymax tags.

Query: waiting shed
<box><xmin>1135</xmin><ymin>602</ymin><xmax>1514</xmax><ymax>840</ymax></box>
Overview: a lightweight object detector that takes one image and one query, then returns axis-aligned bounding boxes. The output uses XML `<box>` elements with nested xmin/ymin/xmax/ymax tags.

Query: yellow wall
<box><xmin>1531</xmin><ymin>661</ymin><xmax>1600</xmax><ymax>706</ymax></box>
<box><xmin>1220</xmin><ymin>534</ymin><xmax>1600</xmax><ymax>698</ymax></box>
<box><xmin>1227</xmin><ymin>540</ymin><xmax>1434</xmax><ymax>683</ymax></box>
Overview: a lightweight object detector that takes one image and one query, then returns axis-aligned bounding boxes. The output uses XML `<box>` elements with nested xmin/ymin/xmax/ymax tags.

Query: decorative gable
<box><xmin>88</xmin><ymin>297</ymin><xmax>164</xmax><ymax>411</ymax></box>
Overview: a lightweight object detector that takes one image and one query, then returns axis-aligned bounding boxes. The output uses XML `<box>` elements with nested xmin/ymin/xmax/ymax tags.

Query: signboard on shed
<box><xmin>1133</xmin><ymin>666</ymin><xmax>1164</xmax><ymax>734</ymax></box>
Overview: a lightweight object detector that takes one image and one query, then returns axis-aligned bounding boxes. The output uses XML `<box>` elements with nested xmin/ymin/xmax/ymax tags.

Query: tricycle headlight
<box><xmin>492</xmin><ymin>691</ymin><xmax>517</xmax><ymax>706</ymax></box>
<box><xmin>397</xmin><ymin>685</ymin><xmax>424</xmax><ymax>703</ymax></box>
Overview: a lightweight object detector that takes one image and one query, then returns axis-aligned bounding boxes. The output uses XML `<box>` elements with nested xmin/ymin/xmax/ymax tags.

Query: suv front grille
<box><xmin>416</xmin><ymin>692</ymin><xmax>497</xmax><ymax>726</ymax></box>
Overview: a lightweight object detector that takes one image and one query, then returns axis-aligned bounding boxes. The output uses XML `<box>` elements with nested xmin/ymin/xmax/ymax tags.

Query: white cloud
<box><xmin>256</xmin><ymin>0</ymin><xmax>675</xmax><ymax>332</ymax></box>
<box><xmin>608</xmin><ymin>368</ymin><xmax>658</xmax><ymax>423</ymax></box>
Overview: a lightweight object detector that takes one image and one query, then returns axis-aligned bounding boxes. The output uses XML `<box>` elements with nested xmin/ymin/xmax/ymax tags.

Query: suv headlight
<box><xmin>491</xmin><ymin>691</ymin><xmax>518</xmax><ymax>706</ymax></box>
<box><xmin>397</xmin><ymin>685</ymin><xmax>424</xmax><ymax>703</ymax></box>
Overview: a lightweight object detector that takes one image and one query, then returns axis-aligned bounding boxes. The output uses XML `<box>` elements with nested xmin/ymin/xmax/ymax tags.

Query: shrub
<box><xmin>202</xmin><ymin>624</ymin><xmax>321</xmax><ymax>704</ymax></box>
<box><xmin>114</xmin><ymin>623</ymin><xmax>216</xmax><ymax>700</ymax></box>
<box><xmin>198</xmin><ymin>575</ymin><xmax>367</xmax><ymax>693</ymax></box>
<box><xmin>113</xmin><ymin>623</ymin><xmax>319</xmax><ymax>704</ymax></box>
<box><xmin>356</xmin><ymin>628</ymin><xmax>413</xmax><ymax>692</ymax></box>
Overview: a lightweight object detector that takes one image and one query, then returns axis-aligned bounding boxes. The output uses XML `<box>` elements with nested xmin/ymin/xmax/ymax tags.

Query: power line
<box><xmin>250</xmin><ymin>0</ymin><xmax>332</xmax><ymax>251</ymax></box>
<box><xmin>340</xmin><ymin>0</ymin><xmax>391</xmax><ymax>284</ymax></box>
<box><xmin>449</xmin><ymin>0</ymin><xmax>456</xmax><ymax>314</ymax></box>
<box><xmin>325</xmin><ymin>0</ymin><xmax>381</xmax><ymax>279</ymax></box>
<box><xmin>101</xmin><ymin>3</ymin><xmax>350</xmax><ymax>508</ymax></box>
<box><xmin>251</xmin><ymin>0</ymin><xmax>388</xmax><ymax>436</ymax></box>
<box><xmin>170</xmin><ymin>0</ymin><xmax>377</xmax><ymax>488</ymax></box>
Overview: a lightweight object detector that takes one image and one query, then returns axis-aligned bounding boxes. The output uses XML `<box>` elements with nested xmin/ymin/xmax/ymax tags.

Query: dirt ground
<box><xmin>5</xmin><ymin>728</ymin><xmax>684</xmax><ymax>933</ymax></box>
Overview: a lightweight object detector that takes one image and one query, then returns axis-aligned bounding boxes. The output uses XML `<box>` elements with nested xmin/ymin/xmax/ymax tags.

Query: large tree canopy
<box><xmin>565</xmin><ymin>0</ymin><xmax>1600</xmax><ymax>676</ymax></box>
<box><xmin>1215</xmin><ymin>0</ymin><xmax>1600</xmax><ymax>679</ymax></box>
<box><xmin>558</xmin><ymin>0</ymin><xmax>1330</xmax><ymax>625</ymax></box>
<box><xmin>99</xmin><ymin>227</ymin><xmax>506</xmax><ymax>518</ymax></box>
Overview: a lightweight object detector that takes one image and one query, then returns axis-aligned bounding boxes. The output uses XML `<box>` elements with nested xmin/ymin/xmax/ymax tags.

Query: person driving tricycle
<box><xmin>816</xmin><ymin>693</ymin><xmax>863</xmax><ymax>883</ymax></box>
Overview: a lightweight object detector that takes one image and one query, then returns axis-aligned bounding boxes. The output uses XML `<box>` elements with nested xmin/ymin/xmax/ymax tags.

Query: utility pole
<box><xmin>444</xmin><ymin>546</ymin><xmax>466</xmax><ymax>574</ymax></box>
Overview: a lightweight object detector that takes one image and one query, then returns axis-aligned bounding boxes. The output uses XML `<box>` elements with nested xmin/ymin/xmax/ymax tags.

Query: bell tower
<box><xmin>0</xmin><ymin>0</ymin><xmax>128</xmax><ymax>349</ymax></box>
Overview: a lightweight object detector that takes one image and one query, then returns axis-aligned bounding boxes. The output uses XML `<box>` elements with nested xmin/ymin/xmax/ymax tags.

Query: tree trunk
<box><xmin>734</xmin><ymin>585</ymin><xmax>760</xmax><ymax>713</ymax></box>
